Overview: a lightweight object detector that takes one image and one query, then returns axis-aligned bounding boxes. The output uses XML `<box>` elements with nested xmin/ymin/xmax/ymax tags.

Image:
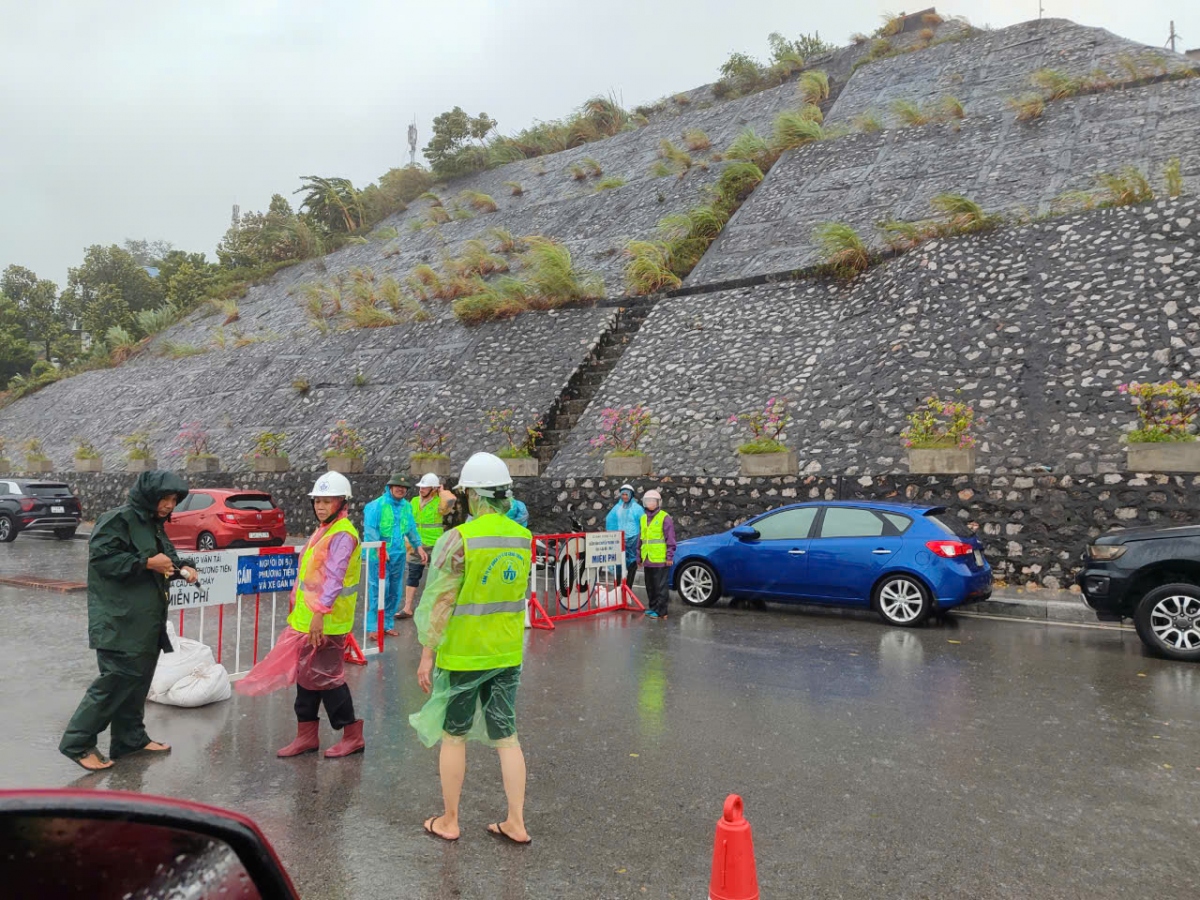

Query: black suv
<box><xmin>1077</xmin><ymin>523</ymin><xmax>1200</xmax><ymax>662</ymax></box>
<box><xmin>0</xmin><ymin>479</ymin><xmax>83</xmax><ymax>542</ymax></box>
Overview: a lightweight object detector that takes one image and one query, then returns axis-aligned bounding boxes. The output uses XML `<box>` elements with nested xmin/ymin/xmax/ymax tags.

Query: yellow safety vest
<box><xmin>640</xmin><ymin>511</ymin><xmax>667</xmax><ymax>564</ymax></box>
<box><xmin>288</xmin><ymin>516</ymin><xmax>361</xmax><ymax>636</ymax></box>
<box><xmin>437</xmin><ymin>514</ymin><xmax>532</xmax><ymax>671</ymax></box>
<box><xmin>412</xmin><ymin>495</ymin><xmax>445</xmax><ymax>549</ymax></box>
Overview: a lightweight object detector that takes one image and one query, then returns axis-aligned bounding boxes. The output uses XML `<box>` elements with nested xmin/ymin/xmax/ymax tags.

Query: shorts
<box><xmin>443</xmin><ymin>666</ymin><xmax>521</xmax><ymax>740</ymax></box>
<box><xmin>405</xmin><ymin>561</ymin><xmax>426</xmax><ymax>588</ymax></box>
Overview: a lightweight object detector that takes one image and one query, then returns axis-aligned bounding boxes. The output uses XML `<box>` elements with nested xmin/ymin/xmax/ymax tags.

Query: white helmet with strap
<box><xmin>455</xmin><ymin>452</ymin><xmax>513</xmax><ymax>499</ymax></box>
<box><xmin>309</xmin><ymin>471</ymin><xmax>353</xmax><ymax>499</ymax></box>
<box><xmin>416</xmin><ymin>472</ymin><xmax>441</xmax><ymax>489</ymax></box>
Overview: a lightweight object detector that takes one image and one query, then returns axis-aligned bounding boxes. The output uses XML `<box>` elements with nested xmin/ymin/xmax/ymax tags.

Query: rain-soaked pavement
<box><xmin>3</xmin><ymin>536</ymin><xmax>1199</xmax><ymax>899</ymax></box>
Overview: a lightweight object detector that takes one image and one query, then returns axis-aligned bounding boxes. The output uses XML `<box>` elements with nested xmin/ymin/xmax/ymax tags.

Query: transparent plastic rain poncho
<box><xmin>409</xmin><ymin>494</ymin><xmax>522</xmax><ymax>748</ymax></box>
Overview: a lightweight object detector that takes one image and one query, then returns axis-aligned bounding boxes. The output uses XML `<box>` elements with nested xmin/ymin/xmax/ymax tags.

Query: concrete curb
<box><xmin>963</xmin><ymin>589</ymin><xmax>1129</xmax><ymax>629</ymax></box>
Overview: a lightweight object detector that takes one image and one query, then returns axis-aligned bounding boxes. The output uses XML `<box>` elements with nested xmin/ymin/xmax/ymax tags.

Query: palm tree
<box><xmin>294</xmin><ymin>176</ymin><xmax>365</xmax><ymax>233</ymax></box>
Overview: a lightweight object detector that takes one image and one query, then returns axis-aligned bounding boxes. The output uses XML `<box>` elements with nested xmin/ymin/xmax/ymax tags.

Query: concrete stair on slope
<box><xmin>532</xmin><ymin>301</ymin><xmax>657</xmax><ymax>467</ymax></box>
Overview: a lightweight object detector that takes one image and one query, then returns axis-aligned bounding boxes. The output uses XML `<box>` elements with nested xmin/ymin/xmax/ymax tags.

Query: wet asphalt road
<box><xmin>2</xmin><ymin>536</ymin><xmax>1199</xmax><ymax>899</ymax></box>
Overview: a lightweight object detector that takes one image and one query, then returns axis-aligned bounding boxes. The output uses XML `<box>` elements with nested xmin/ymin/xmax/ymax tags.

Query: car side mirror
<box><xmin>0</xmin><ymin>790</ymin><xmax>299</xmax><ymax>899</ymax></box>
<box><xmin>732</xmin><ymin>526</ymin><xmax>760</xmax><ymax>541</ymax></box>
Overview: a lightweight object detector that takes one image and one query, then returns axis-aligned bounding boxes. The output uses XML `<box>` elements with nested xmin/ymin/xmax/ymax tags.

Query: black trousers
<box><xmin>60</xmin><ymin>650</ymin><xmax>158</xmax><ymax>759</ymax></box>
<box><xmin>295</xmin><ymin>684</ymin><xmax>356</xmax><ymax>730</ymax></box>
<box><xmin>644</xmin><ymin>566</ymin><xmax>671</xmax><ymax>616</ymax></box>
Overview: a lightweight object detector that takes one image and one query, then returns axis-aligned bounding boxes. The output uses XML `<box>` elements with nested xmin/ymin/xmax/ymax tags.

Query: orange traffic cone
<box><xmin>709</xmin><ymin>794</ymin><xmax>759</xmax><ymax>900</ymax></box>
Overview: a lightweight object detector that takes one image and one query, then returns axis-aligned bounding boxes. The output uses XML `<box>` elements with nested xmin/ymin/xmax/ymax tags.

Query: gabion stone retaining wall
<box><xmin>0</xmin><ymin>308</ymin><xmax>615</xmax><ymax>474</ymax></box>
<box><xmin>551</xmin><ymin>196</ymin><xmax>1200</xmax><ymax>477</ymax></box>
<box><xmin>61</xmin><ymin>470</ymin><xmax>1200</xmax><ymax>589</ymax></box>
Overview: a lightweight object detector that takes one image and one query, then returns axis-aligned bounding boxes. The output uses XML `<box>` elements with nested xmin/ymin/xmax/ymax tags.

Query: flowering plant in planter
<box><xmin>485</xmin><ymin>408</ymin><xmax>543</xmax><ymax>459</ymax></box>
<box><xmin>901</xmin><ymin>395</ymin><xmax>980</xmax><ymax>449</ymax></box>
<box><xmin>729</xmin><ymin>396</ymin><xmax>790</xmax><ymax>454</ymax></box>
<box><xmin>409</xmin><ymin>420</ymin><xmax>450</xmax><ymax>461</ymax></box>
<box><xmin>251</xmin><ymin>431</ymin><xmax>289</xmax><ymax>458</ymax></box>
<box><xmin>324</xmin><ymin>420</ymin><xmax>366</xmax><ymax>459</ymax></box>
<box><xmin>1118</xmin><ymin>380</ymin><xmax>1200</xmax><ymax>442</ymax></box>
<box><xmin>73</xmin><ymin>438</ymin><xmax>101</xmax><ymax>460</ymax></box>
<box><xmin>589</xmin><ymin>404</ymin><xmax>654</xmax><ymax>456</ymax></box>
<box><xmin>176</xmin><ymin>422</ymin><xmax>216</xmax><ymax>460</ymax></box>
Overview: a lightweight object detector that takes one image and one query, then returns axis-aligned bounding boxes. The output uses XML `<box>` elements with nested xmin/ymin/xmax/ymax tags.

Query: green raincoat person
<box><xmin>59</xmin><ymin>471</ymin><xmax>198</xmax><ymax>772</ymax></box>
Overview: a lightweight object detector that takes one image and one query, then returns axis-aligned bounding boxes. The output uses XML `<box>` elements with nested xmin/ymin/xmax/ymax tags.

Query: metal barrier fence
<box><xmin>171</xmin><ymin>541</ymin><xmax>388</xmax><ymax>678</ymax></box>
<box><xmin>529</xmin><ymin>531</ymin><xmax>643</xmax><ymax>630</ymax></box>
<box><xmin>171</xmin><ymin>532</ymin><xmax>644</xmax><ymax>669</ymax></box>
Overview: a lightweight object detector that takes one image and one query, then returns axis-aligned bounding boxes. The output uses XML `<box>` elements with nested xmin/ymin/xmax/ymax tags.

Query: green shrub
<box><xmin>683</xmin><ymin>128</ymin><xmax>712</xmax><ymax>152</ymax></box>
<box><xmin>1164</xmin><ymin>158</ymin><xmax>1183</xmax><ymax>197</ymax></box>
<box><xmin>929</xmin><ymin>194</ymin><xmax>997</xmax><ymax>233</ymax></box>
<box><xmin>654</xmin><ymin>139</ymin><xmax>694</xmax><ymax>178</ymax></box>
<box><xmin>852</xmin><ymin>111</ymin><xmax>885</xmax><ymax>132</ymax></box>
<box><xmin>1007</xmin><ymin>94</ymin><xmax>1046</xmax><ymax>122</ymax></box>
<box><xmin>625</xmin><ymin>241</ymin><xmax>682</xmax><ymax>294</ymax></box>
<box><xmin>725</xmin><ymin>128</ymin><xmax>776</xmax><ymax>170</ymax></box>
<box><xmin>891</xmin><ymin>99</ymin><xmax>930</xmax><ymax>127</ymax></box>
<box><xmin>772</xmin><ymin>109</ymin><xmax>825</xmax><ymax>151</ymax></box>
<box><xmin>813</xmin><ymin>223</ymin><xmax>871</xmax><ymax>279</ymax></box>
<box><xmin>489</xmin><ymin>227</ymin><xmax>520</xmax><ymax>254</ymax></box>
<box><xmin>797</xmin><ymin>70</ymin><xmax>830</xmax><ymax>105</ymax></box>
<box><xmin>459</xmin><ymin>190</ymin><xmax>498</xmax><ymax>212</ymax></box>
<box><xmin>594</xmin><ymin>176</ymin><xmax>627</xmax><ymax>191</ymax></box>
<box><xmin>503</xmin><ymin>181</ymin><xmax>524</xmax><ymax>196</ymax></box>
<box><xmin>1096</xmin><ymin>167</ymin><xmax>1154</xmax><ymax>206</ymax></box>
<box><xmin>1030</xmin><ymin>68</ymin><xmax>1082</xmax><ymax>100</ymax></box>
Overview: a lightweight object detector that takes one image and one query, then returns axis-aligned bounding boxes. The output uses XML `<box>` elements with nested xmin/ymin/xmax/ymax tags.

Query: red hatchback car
<box><xmin>164</xmin><ymin>489</ymin><xmax>287</xmax><ymax>551</ymax></box>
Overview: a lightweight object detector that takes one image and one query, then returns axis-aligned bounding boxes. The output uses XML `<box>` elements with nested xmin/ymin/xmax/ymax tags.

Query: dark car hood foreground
<box><xmin>1095</xmin><ymin>523</ymin><xmax>1200</xmax><ymax>544</ymax></box>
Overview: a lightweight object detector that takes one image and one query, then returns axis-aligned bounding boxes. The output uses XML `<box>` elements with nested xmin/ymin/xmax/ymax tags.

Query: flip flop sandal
<box><xmin>69</xmin><ymin>750</ymin><xmax>114</xmax><ymax>772</ymax></box>
<box><xmin>423</xmin><ymin>815</ymin><xmax>459</xmax><ymax>843</ymax></box>
<box><xmin>394</xmin><ymin>611</ymin><xmax>413</xmax><ymax>619</ymax></box>
<box><xmin>383</xmin><ymin>629</ymin><xmax>400</xmax><ymax>637</ymax></box>
<box><xmin>486</xmin><ymin>823</ymin><xmax>532</xmax><ymax>845</ymax></box>
<box><xmin>141</xmin><ymin>741</ymin><xmax>172</xmax><ymax>753</ymax></box>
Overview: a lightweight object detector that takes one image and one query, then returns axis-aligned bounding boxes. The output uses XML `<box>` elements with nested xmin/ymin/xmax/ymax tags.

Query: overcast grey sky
<box><xmin>2</xmin><ymin>1</ymin><xmax>1195</xmax><ymax>286</ymax></box>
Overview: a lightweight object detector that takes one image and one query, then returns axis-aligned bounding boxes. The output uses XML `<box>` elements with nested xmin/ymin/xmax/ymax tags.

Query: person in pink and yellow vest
<box><xmin>236</xmin><ymin>472</ymin><xmax>366</xmax><ymax>758</ymax></box>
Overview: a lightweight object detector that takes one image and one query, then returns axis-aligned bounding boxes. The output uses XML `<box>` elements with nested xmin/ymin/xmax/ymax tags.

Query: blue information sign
<box><xmin>236</xmin><ymin>552</ymin><xmax>299</xmax><ymax>595</ymax></box>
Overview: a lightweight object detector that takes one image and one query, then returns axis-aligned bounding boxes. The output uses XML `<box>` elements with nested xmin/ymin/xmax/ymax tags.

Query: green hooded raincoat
<box><xmin>87</xmin><ymin>471</ymin><xmax>196</xmax><ymax>655</ymax></box>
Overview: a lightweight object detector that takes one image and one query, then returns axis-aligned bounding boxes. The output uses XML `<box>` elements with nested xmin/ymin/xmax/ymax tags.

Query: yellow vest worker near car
<box><xmin>410</xmin><ymin>452</ymin><xmax>533</xmax><ymax>845</ymax></box>
<box><xmin>236</xmin><ymin>472</ymin><xmax>366</xmax><ymax>759</ymax></box>
<box><xmin>640</xmin><ymin>489</ymin><xmax>677</xmax><ymax>620</ymax></box>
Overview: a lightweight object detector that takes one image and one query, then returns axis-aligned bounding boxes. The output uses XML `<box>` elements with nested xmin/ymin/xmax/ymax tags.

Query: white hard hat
<box><xmin>416</xmin><ymin>472</ymin><xmax>441</xmax><ymax>489</ymax></box>
<box><xmin>455</xmin><ymin>451</ymin><xmax>513</xmax><ymax>497</ymax></box>
<box><xmin>619</xmin><ymin>483</ymin><xmax>635</xmax><ymax>494</ymax></box>
<box><xmin>309</xmin><ymin>471</ymin><xmax>353</xmax><ymax>499</ymax></box>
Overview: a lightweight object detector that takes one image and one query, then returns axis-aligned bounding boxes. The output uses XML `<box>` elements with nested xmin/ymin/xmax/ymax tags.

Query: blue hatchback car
<box><xmin>670</xmin><ymin>501</ymin><xmax>992</xmax><ymax>626</ymax></box>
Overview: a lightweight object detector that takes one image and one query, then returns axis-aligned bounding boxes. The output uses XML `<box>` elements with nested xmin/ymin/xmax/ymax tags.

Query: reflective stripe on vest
<box><xmin>437</xmin><ymin>514</ymin><xmax>532</xmax><ymax>672</ymax></box>
<box><xmin>640</xmin><ymin>511</ymin><xmax>667</xmax><ymax>564</ymax></box>
<box><xmin>412</xmin><ymin>495</ymin><xmax>444</xmax><ymax>547</ymax></box>
<box><xmin>288</xmin><ymin>516</ymin><xmax>361</xmax><ymax>636</ymax></box>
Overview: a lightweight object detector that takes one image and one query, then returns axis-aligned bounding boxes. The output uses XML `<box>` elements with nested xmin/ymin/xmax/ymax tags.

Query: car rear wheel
<box><xmin>0</xmin><ymin>514</ymin><xmax>15</xmax><ymax>543</ymax></box>
<box><xmin>874</xmin><ymin>574</ymin><xmax>932</xmax><ymax>627</ymax></box>
<box><xmin>1134</xmin><ymin>583</ymin><xmax>1200</xmax><ymax>662</ymax></box>
<box><xmin>676</xmin><ymin>560</ymin><xmax>720</xmax><ymax>608</ymax></box>
<box><xmin>197</xmin><ymin>532</ymin><xmax>218</xmax><ymax>551</ymax></box>
<box><xmin>54</xmin><ymin>527</ymin><xmax>76</xmax><ymax>540</ymax></box>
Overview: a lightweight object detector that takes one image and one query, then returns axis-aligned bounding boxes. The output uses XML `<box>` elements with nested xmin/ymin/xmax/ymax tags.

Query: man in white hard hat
<box><xmin>410</xmin><ymin>452</ymin><xmax>534</xmax><ymax>845</ymax></box>
<box><xmin>236</xmin><ymin>472</ymin><xmax>366</xmax><ymax>758</ymax></box>
<box><xmin>639</xmin><ymin>489</ymin><xmax>676</xmax><ymax>620</ymax></box>
<box><xmin>605</xmin><ymin>483</ymin><xmax>644</xmax><ymax>588</ymax></box>
<box><xmin>404</xmin><ymin>472</ymin><xmax>457</xmax><ymax>617</ymax></box>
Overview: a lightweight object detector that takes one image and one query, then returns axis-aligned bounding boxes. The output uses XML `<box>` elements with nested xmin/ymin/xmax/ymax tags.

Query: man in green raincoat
<box><xmin>59</xmin><ymin>471</ymin><xmax>199</xmax><ymax>772</ymax></box>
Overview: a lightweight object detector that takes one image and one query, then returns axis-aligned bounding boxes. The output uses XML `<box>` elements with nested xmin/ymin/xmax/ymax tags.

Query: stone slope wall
<box><xmin>61</xmin><ymin>470</ymin><xmax>1200</xmax><ymax>589</ymax></box>
<box><xmin>551</xmin><ymin>196</ymin><xmax>1200</xmax><ymax>477</ymax></box>
<box><xmin>0</xmin><ymin>308</ymin><xmax>615</xmax><ymax>473</ymax></box>
<box><xmin>687</xmin><ymin>77</ymin><xmax>1200</xmax><ymax>285</ymax></box>
<box><xmin>825</xmin><ymin>18</ymin><xmax>1197</xmax><ymax>129</ymax></box>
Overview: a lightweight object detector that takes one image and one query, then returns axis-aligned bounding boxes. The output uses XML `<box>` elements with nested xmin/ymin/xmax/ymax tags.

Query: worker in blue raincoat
<box><xmin>506</xmin><ymin>496</ymin><xmax>529</xmax><ymax>529</ymax></box>
<box><xmin>364</xmin><ymin>474</ymin><xmax>426</xmax><ymax>638</ymax></box>
<box><xmin>605</xmin><ymin>484</ymin><xmax>644</xmax><ymax>586</ymax></box>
